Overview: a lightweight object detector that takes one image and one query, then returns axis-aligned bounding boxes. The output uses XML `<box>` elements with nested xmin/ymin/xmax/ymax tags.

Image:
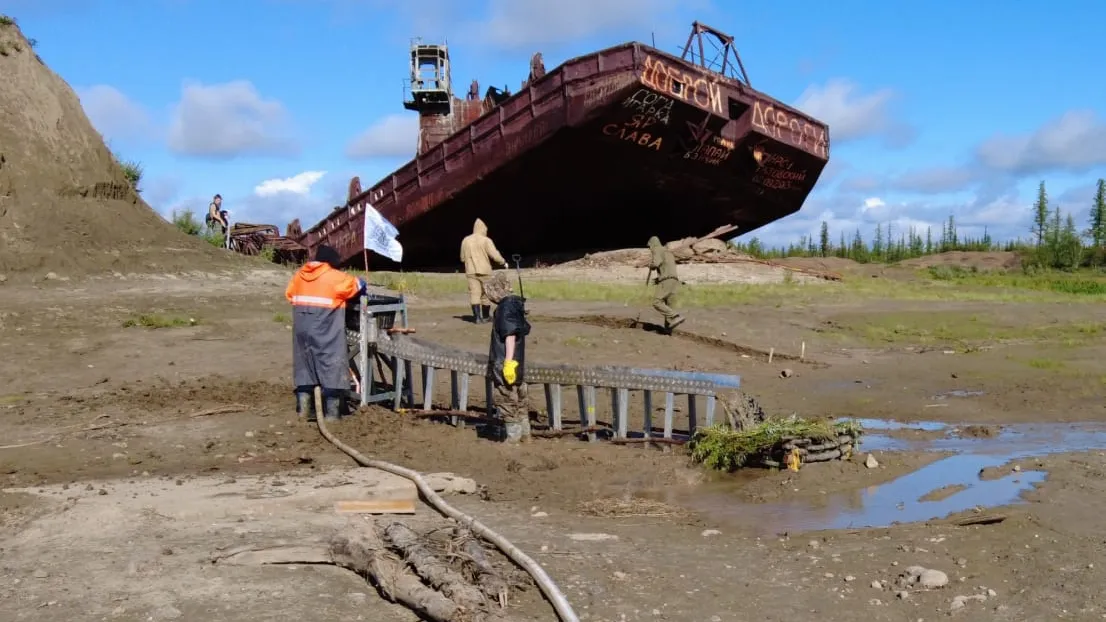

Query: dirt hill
<box><xmin>0</xmin><ymin>18</ymin><xmax>239</xmax><ymax>278</ymax></box>
<box><xmin>896</xmin><ymin>251</ymin><xmax>1022</xmax><ymax>271</ymax></box>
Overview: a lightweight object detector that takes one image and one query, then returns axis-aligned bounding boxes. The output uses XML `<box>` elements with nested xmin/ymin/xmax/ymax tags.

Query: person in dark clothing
<box><xmin>483</xmin><ymin>273</ymin><xmax>532</xmax><ymax>443</ymax></box>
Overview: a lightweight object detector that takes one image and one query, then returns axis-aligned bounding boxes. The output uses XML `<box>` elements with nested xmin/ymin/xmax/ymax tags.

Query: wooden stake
<box><xmin>801</xmin><ymin>341</ymin><xmax>806</xmax><ymax>361</ymax></box>
<box><xmin>768</xmin><ymin>347</ymin><xmax>774</xmax><ymax>364</ymax></box>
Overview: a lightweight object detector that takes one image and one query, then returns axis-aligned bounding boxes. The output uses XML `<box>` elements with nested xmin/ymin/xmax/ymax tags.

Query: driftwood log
<box><xmin>455</xmin><ymin>527</ymin><xmax>511</xmax><ymax>607</ymax></box>
<box><xmin>212</xmin><ymin>519</ymin><xmax>525</xmax><ymax>622</ymax></box>
<box><xmin>758</xmin><ymin>434</ymin><xmax>859</xmax><ymax>468</ymax></box>
<box><xmin>331</xmin><ymin>527</ymin><xmax>460</xmax><ymax>621</ymax></box>
<box><xmin>383</xmin><ymin>522</ymin><xmax>487</xmax><ymax>612</ymax></box>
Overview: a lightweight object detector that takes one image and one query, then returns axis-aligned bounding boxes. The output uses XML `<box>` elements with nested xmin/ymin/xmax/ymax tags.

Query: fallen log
<box><xmin>330</xmin><ymin>525</ymin><xmax>460</xmax><ymax>621</ymax></box>
<box><xmin>212</xmin><ymin>522</ymin><xmax>527</xmax><ymax>622</ymax></box>
<box><xmin>384</xmin><ymin>522</ymin><xmax>486</xmax><ymax>612</ymax></box>
<box><xmin>212</xmin><ymin>525</ymin><xmax>457</xmax><ymax>621</ymax></box>
<box><xmin>456</xmin><ymin>527</ymin><xmax>510</xmax><ymax>607</ymax></box>
<box><xmin>313</xmin><ymin>390</ymin><xmax>579</xmax><ymax>622</ymax></box>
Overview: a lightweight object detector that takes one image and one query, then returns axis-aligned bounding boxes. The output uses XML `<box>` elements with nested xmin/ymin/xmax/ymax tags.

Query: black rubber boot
<box><xmin>481</xmin><ymin>305</ymin><xmax>492</xmax><ymax>323</ymax></box>
<box><xmin>323</xmin><ymin>394</ymin><xmax>348</xmax><ymax>421</ymax></box>
<box><xmin>471</xmin><ymin>304</ymin><xmax>482</xmax><ymax>324</ymax></box>
<box><xmin>295</xmin><ymin>389</ymin><xmax>316</xmax><ymax>421</ymax></box>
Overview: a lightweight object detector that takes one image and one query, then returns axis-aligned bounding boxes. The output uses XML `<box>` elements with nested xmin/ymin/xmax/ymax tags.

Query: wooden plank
<box><xmin>422</xmin><ymin>365</ymin><xmax>435</xmax><ymax>411</ymax></box>
<box><xmin>582</xmin><ymin>385</ymin><xmax>597</xmax><ymax>442</ymax></box>
<box><xmin>335</xmin><ymin>499</ymin><xmax>417</xmax><ymax>514</ymax></box>
<box><xmin>614</xmin><ymin>388</ymin><xmax>629</xmax><ymax>439</ymax></box>
<box><xmin>393</xmin><ymin>358</ymin><xmax>406</xmax><ymax>411</ymax></box>
<box><xmin>663</xmin><ymin>392</ymin><xmax>674</xmax><ymax>439</ymax></box>
<box><xmin>546</xmin><ymin>383</ymin><xmax>563</xmax><ymax>430</ymax></box>
<box><xmin>449</xmin><ymin>370</ymin><xmax>468</xmax><ymax>427</ymax></box>
<box><xmin>688</xmin><ymin>394</ymin><xmax>699</xmax><ymax>435</ymax></box>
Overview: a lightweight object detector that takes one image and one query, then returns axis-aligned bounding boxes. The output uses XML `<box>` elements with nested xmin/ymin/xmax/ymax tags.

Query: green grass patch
<box><xmin>1027</xmin><ymin>358</ymin><xmax>1066</xmax><ymax>371</ymax></box>
<box><xmin>272</xmin><ymin>311</ymin><xmax>290</xmax><ymax>324</ymax></box>
<box><xmin>689</xmin><ymin>417</ymin><xmax>864</xmax><ymax>472</ymax></box>
<box><xmin>0</xmin><ymin>15</ymin><xmax>14</xmax><ymax>27</ymax></box>
<box><xmin>122</xmin><ymin>313</ymin><xmax>196</xmax><ymax>329</ymax></box>
<box><xmin>364</xmin><ymin>268</ymin><xmax>1106</xmax><ymax>307</ymax></box>
<box><xmin>924</xmin><ymin>267</ymin><xmax>1106</xmax><ymax>299</ymax></box>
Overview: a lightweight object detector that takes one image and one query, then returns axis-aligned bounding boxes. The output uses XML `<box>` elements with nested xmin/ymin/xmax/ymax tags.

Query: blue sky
<box><xmin>4</xmin><ymin>0</ymin><xmax>1105</xmax><ymax>246</ymax></box>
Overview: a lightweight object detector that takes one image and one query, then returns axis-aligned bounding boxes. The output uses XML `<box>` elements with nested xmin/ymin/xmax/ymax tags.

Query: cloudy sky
<box><xmin>4</xmin><ymin>0</ymin><xmax>1105</xmax><ymax>246</ymax></box>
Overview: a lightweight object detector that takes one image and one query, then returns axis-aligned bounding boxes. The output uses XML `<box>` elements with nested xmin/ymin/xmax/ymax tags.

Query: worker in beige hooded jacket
<box><xmin>460</xmin><ymin>218</ymin><xmax>508</xmax><ymax>323</ymax></box>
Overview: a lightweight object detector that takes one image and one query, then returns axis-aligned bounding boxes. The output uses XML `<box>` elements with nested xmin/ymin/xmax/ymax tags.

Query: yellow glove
<box><xmin>503</xmin><ymin>359</ymin><xmax>519</xmax><ymax>385</ymax></box>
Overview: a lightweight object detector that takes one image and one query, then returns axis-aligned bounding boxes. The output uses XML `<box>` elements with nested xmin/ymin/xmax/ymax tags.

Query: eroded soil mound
<box><xmin>0</xmin><ymin>19</ymin><xmax>236</xmax><ymax>277</ymax></box>
<box><xmin>896</xmin><ymin>251</ymin><xmax>1022</xmax><ymax>271</ymax></box>
<box><xmin>556</xmin><ymin>237</ymin><xmax>843</xmax><ymax>281</ymax></box>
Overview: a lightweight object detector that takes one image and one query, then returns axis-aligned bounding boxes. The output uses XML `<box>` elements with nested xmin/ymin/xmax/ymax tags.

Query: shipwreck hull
<box><xmin>302</xmin><ymin>41</ymin><xmax>830</xmax><ymax>269</ymax></box>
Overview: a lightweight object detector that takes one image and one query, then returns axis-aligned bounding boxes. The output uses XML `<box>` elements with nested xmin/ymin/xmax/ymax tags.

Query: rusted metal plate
<box><xmin>299</xmin><ymin>37</ymin><xmax>830</xmax><ymax>269</ymax></box>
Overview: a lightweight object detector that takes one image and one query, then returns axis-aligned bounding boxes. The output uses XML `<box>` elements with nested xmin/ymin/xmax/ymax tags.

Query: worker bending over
<box><xmin>483</xmin><ymin>273</ymin><xmax>532</xmax><ymax>443</ymax></box>
<box><xmin>285</xmin><ymin>245</ymin><xmax>366</xmax><ymax>421</ymax></box>
<box><xmin>460</xmin><ymin>218</ymin><xmax>508</xmax><ymax>324</ymax></box>
<box><xmin>647</xmin><ymin>236</ymin><xmax>685</xmax><ymax>332</ymax></box>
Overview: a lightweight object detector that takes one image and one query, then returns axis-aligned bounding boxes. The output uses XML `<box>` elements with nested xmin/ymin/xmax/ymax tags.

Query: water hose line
<box><xmin>313</xmin><ymin>388</ymin><xmax>579</xmax><ymax>622</ymax></box>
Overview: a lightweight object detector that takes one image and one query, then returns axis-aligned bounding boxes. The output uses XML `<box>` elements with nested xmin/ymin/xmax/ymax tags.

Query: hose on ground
<box><xmin>313</xmin><ymin>388</ymin><xmax>579</xmax><ymax>622</ymax></box>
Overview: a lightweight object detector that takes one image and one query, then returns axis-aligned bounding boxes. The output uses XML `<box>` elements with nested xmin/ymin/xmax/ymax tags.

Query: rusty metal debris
<box><xmin>227</xmin><ymin>223</ymin><xmax>306</xmax><ymax>263</ymax></box>
<box><xmin>280</xmin><ymin>21</ymin><xmax>831</xmax><ymax>269</ymax></box>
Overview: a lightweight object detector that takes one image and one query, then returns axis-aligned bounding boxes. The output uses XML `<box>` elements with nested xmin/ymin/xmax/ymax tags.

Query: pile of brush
<box><xmin>689</xmin><ymin>414</ymin><xmax>863</xmax><ymax>472</ymax></box>
<box><xmin>214</xmin><ymin>519</ymin><xmax>534</xmax><ymax>622</ymax></box>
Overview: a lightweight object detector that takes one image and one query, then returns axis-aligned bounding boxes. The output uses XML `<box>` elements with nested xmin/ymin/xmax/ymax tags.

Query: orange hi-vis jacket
<box><xmin>285</xmin><ymin>261</ymin><xmax>362</xmax><ymax>309</ymax></box>
<box><xmin>285</xmin><ymin>261</ymin><xmax>363</xmax><ymax>390</ymax></box>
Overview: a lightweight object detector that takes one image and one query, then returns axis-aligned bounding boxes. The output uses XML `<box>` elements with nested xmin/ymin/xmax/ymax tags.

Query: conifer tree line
<box><xmin>730</xmin><ymin>179</ymin><xmax>1106</xmax><ymax>268</ymax></box>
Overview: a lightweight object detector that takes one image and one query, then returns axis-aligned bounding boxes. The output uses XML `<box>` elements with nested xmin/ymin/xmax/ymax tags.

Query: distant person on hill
<box><xmin>206</xmin><ymin>194</ymin><xmax>230</xmax><ymax>248</ymax></box>
<box><xmin>206</xmin><ymin>194</ymin><xmax>227</xmax><ymax>230</ymax></box>
<box><xmin>460</xmin><ymin>218</ymin><xmax>508</xmax><ymax>324</ymax></box>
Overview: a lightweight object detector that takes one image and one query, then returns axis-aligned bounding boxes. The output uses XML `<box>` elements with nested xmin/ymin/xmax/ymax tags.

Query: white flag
<box><xmin>362</xmin><ymin>202</ymin><xmax>403</xmax><ymax>263</ymax></box>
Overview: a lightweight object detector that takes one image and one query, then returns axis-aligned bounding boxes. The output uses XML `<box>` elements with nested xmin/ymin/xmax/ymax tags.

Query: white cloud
<box><xmin>346</xmin><ymin>114</ymin><xmax>419</xmax><ymax>159</ymax></box>
<box><xmin>743</xmin><ymin>185</ymin><xmax>1043</xmax><ymax>248</ymax></box>
<box><xmin>254</xmin><ymin>171</ymin><xmax>327</xmax><ymax>197</ymax></box>
<box><xmin>76</xmin><ymin>85</ymin><xmax>155</xmax><ymax>143</ymax></box>
<box><xmin>225</xmin><ymin>171</ymin><xmax>348</xmax><ymax>230</ymax></box>
<box><xmin>976</xmin><ymin>110</ymin><xmax>1106</xmax><ymax>175</ymax></box>
<box><xmin>167</xmin><ymin>80</ymin><xmax>298</xmax><ymax>158</ymax></box>
<box><xmin>794</xmin><ymin>79</ymin><xmax>913</xmax><ymax>146</ymax></box>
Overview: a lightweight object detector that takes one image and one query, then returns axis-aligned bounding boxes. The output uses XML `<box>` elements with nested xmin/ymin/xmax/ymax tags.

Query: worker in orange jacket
<box><xmin>285</xmin><ymin>245</ymin><xmax>366</xmax><ymax>421</ymax></box>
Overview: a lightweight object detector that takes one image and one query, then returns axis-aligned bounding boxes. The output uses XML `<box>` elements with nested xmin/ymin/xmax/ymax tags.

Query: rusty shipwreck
<box><xmin>297</xmin><ymin>22</ymin><xmax>831</xmax><ymax>269</ymax></box>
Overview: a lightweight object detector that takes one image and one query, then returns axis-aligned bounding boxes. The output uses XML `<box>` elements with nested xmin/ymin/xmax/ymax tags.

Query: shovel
<box><xmin>510</xmin><ymin>254</ymin><xmax>526</xmax><ymax>301</ymax></box>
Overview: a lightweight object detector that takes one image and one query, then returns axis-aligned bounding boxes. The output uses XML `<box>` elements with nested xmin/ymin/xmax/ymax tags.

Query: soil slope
<box><xmin>0</xmin><ymin>18</ymin><xmax>237</xmax><ymax>276</ymax></box>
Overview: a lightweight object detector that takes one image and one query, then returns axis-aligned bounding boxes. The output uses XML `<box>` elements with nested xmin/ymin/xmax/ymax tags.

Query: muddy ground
<box><xmin>4</xmin><ymin>265</ymin><xmax>1106</xmax><ymax>620</ymax></box>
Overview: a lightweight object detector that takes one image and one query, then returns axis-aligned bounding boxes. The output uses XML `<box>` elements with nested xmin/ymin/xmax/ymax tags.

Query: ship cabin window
<box><xmin>728</xmin><ymin>97</ymin><xmax>750</xmax><ymax>120</ymax></box>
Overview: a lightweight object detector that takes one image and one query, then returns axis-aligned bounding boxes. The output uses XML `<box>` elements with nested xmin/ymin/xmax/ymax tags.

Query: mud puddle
<box><xmin>655</xmin><ymin>419</ymin><xmax>1106</xmax><ymax>534</ymax></box>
